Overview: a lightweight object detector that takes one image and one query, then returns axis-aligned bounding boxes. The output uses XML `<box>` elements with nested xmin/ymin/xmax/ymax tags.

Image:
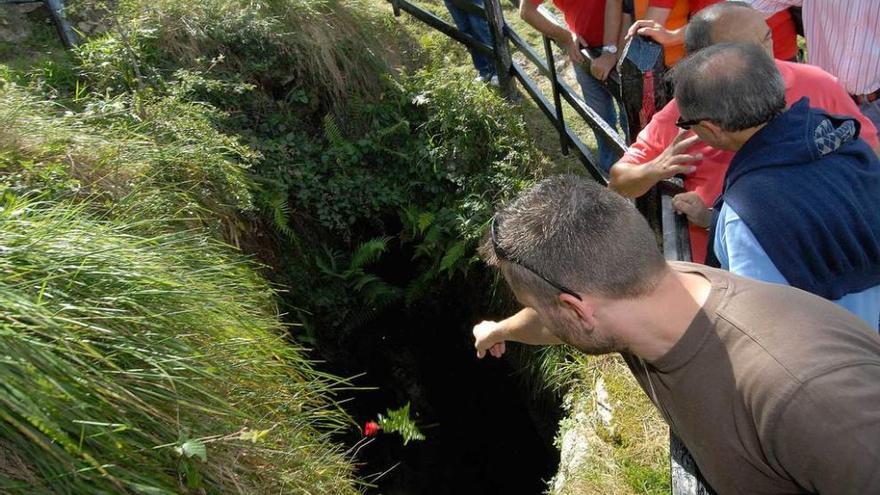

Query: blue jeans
<box><xmin>444</xmin><ymin>0</ymin><xmax>496</xmax><ymax>79</ymax></box>
<box><xmin>859</xmin><ymin>99</ymin><xmax>880</xmax><ymax>132</ymax></box>
<box><xmin>573</xmin><ymin>61</ymin><xmax>627</xmax><ymax>174</ymax></box>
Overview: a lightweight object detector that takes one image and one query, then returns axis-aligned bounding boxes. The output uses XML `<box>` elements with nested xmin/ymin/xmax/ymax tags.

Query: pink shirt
<box><xmin>746</xmin><ymin>0</ymin><xmax>880</xmax><ymax>95</ymax></box>
<box><xmin>621</xmin><ymin>60</ymin><xmax>880</xmax><ymax>263</ymax></box>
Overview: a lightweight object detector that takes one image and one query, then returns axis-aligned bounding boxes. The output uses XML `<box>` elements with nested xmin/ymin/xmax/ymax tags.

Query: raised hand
<box><xmin>647</xmin><ymin>130</ymin><xmax>702</xmax><ymax>181</ymax></box>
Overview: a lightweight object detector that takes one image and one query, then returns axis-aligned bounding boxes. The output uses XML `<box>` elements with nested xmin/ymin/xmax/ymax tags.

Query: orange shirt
<box><xmin>620</xmin><ymin>61</ymin><xmax>880</xmax><ymax>263</ymax></box>
<box><xmin>635</xmin><ymin>0</ymin><xmax>720</xmax><ymax>66</ymax></box>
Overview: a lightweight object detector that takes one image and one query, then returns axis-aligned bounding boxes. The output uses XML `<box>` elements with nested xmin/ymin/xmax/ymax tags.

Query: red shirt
<box><xmin>767</xmin><ymin>10</ymin><xmax>798</xmax><ymax>61</ymax></box>
<box><xmin>531</xmin><ymin>0</ymin><xmax>606</xmax><ymax>47</ymax></box>
<box><xmin>620</xmin><ymin>61</ymin><xmax>880</xmax><ymax>264</ymax></box>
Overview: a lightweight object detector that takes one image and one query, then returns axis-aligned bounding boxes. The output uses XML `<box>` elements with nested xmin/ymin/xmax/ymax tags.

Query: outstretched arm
<box><xmin>473</xmin><ymin>307</ymin><xmax>563</xmax><ymax>358</ymax></box>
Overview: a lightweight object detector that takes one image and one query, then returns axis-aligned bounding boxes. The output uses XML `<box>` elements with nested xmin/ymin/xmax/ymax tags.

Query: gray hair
<box><xmin>684</xmin><ymin>1</ymin><xmax>753</xmax><ymax>54</ymax></box>
<box><xmin>480</xmin><ymin>174</ymin><xmax>666</xmax><ymax>303</ymax></box>
<box><xmin>672</xmin><ymin>42</ymin><xmax>785</xmax><ymax>132</ymax></box>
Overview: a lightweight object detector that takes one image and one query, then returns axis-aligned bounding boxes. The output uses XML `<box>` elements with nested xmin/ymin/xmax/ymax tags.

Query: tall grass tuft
<box><xmin>0</xmin><ymin>194</ymin><xmax>358</xmax><ymax>494</ymax></box>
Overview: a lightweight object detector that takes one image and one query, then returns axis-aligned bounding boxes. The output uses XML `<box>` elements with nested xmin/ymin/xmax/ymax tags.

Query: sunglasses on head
<box><xmin>490</xmin><ymin>216</ymin><xmax>583</xmax><ymax>301</ymax></box>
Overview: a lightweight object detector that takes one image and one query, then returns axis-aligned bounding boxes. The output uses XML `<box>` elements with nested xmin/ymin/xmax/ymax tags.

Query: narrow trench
<box><xmin>308</xmin><ymin>244</ymin><xmax>562</xmax><ymax>494</ymax></box>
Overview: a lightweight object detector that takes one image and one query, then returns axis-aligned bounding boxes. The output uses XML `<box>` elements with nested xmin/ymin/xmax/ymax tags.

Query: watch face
<box><xmin>604</xmin><ymin>45</ymin><xmax>618</xmax><ymax>54</ymax></box>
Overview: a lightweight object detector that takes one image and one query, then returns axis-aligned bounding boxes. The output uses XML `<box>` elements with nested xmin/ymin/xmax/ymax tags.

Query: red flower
<box><xmin>363</xmin><ymin>420</ymin><xmax>381</xmax><ymax>437</ymax></box>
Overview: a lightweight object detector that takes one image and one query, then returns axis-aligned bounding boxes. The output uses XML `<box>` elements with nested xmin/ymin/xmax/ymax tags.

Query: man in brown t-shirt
<box><xmin>474</xmin><ymin>174</ymin><xmax>880</xmax><ymax>493</ymax></box>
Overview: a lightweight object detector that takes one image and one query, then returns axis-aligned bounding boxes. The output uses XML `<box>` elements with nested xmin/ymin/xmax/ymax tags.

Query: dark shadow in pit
<box><xmin>334</xmin><ymin>285</ymin><xmax>560</xmax><ymax>495</ymax></box>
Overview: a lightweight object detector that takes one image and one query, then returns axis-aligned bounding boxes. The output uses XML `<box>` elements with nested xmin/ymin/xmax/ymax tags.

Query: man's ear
<box><xmin>701</xmin><ymin>121</ymin><xmax>727</xmax><ymax>143</ymax></box>
<box><xmin>558</xmin><ymin>293</ymin><xmax>597</xmax><ymax>328</ymax></box>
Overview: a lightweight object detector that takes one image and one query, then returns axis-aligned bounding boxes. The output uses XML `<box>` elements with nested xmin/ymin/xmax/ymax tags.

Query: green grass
<box><xmin>0</xmin><ymin>194</ymin><xmax>358</xmax><ymax>493</ymax></box>
<box><xmin>0</xmin><ymin>3</ymin><xmax>377</xmax><ymax>487</ymax></box>
<box><xmin>550</xmin><ymin>353</ymin><xmax>670</xmax><ymax>495</ymax></box>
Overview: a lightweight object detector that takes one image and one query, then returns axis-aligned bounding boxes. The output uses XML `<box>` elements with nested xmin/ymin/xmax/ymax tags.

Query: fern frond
<box><xmin>323</xmin><ymin>113</ymin><xmax>345</xmax><ymax>148</ymax></box>
<box><xmin>349</xmin><ymin>236</ymin><xmax>389</xmax><ymax>270</ymax></box>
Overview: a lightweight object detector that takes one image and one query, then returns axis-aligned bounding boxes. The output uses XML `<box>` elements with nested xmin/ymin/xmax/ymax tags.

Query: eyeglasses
<box><xmin>490</xmin><ymin>216</ymin><xmax>583</xmax><ymax>301</ymax></box>
<box><xmin>674</xmin><ymin>115</ymin><xmax>710</xmax><ymax>130</ymax></box>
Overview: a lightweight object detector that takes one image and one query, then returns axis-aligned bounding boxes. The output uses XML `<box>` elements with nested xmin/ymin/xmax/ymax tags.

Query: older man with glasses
<box><xmin>670</xmin><ymin>42</ymin><xmax>880</xmax><ymax>329</ymax></box>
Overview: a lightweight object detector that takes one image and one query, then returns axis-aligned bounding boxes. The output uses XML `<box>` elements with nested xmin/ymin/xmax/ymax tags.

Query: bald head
<box><xmin>684</xmin><ymin>2</ymin><xmax>774</xmax><ymax>56</ymax></box>
<box><xmin>672</xmin><ymin>43</ymin><xmax>785</xmax><ymax>132</ymax></box>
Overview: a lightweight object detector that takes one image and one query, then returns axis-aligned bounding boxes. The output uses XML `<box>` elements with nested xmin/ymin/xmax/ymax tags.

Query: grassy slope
<box><xmin>0</xmin><ymin>2</ymin><xmax>372</xmax><ymax>493</ymax></box>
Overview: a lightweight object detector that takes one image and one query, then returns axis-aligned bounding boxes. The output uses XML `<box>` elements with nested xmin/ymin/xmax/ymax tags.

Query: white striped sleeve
<box><xmin>743</xmin><ymin>0</ymin><xmax>802</xmax><ymax>15</ymax></box>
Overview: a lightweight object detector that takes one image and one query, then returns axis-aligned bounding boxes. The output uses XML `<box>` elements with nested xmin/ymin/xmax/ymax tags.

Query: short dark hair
<box><xmin>672</xmin><ymin>42</ymin><xmax>785</xmax><ymax>132</ymax></box>
<box><xmin>481</xmin><ymin>174</ymin><xmax>666</xmax><ymax>302</ymax></box>
<box><xmin>684</xmin><ymin>1</ymin><xmax>753</xmax><ymax>54</ymax></box>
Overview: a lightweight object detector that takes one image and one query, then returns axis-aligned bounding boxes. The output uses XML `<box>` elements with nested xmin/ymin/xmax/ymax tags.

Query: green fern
<box><xmin>322</xmin><ymin>113</ymin><xmax>346</xmax><ymax>148</ymax></box>
<box><xmin>349</xmin><ymin>237</ymin><xmax>389</xmax><ymax>271</ymax></box>
<box><xmin>377</xmin><ymin>402</ymin><xmax>425</xmax><ymax>446</ymax></box>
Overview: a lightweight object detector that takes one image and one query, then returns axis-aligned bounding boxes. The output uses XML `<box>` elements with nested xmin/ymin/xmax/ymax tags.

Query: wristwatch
<box><xmin>601</xmin><ymin>44</ymin><xmax>618</xmax><ymax>54</ymax></box>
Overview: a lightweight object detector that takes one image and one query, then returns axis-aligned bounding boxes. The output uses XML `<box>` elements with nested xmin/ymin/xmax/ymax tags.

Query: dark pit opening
<box><xmin>323</xmin><ymin>279</ymin><xmax>561</xmax><ymax>494</ymax></box>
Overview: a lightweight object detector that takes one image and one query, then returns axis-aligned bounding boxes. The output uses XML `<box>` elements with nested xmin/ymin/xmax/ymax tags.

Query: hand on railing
<box><xmin>590</xmin><ymin>52</ymin><xmax>618</xmax><ymax>81</ymax></box>
<box><xmin>563</xmin><ymin>32</ymin><xmax>586</xmax><ymax>64</ymax></box>
<box><xmin>671</xmin><ymin>192</ymin><xmax>711</xmax><ymax>229</ymax></box>
<box><xmin>626</xmin><ymin>19</ymin><xmax>683</xmax><ymax>46</ymax></box>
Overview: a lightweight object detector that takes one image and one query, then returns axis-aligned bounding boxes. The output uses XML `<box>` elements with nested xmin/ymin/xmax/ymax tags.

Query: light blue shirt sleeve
<box><xmin>713</xmin><ymin>203</ymin><xmax>880</xmax><ymax>330</ymax></box>
<box><xmin>714</xmin><ymin>203</ymin><xmax>789</xmax><ymax>286</ymax></box>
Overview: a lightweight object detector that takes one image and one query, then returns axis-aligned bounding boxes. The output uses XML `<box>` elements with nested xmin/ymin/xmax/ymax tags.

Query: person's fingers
<box><xmin>673</xmin><ymin>191</ymin><xmax>699</xmax><ymax>203</ymax></box>
<box><xmin>637</xmin><ymin>26</ymin><xmax>662</xmax><ymax>39</ymax></box>
<box><xmin>477</xmin><ymin>349</ymin><xmax>485</xmax><ymax>359</ymax></box>
<box><xmin>671</xmin><ymin>133</ymin><xmax>701</xmax><ymax>152</ymax></box>
<box><xmin>498</xmin><ymin>341</ymin><xmax>506</xmax><ymax>355</ymax></box>
<box><xmin>626</xmin><ymin>20</ymin><xmax>654</xmax><ymax>38</ymax></box>
<box><xmin>568</xmin><ymin>44</ymin><xmax>585</xmax><ymax>64</ymax></box>
<box><xmin>669</xmin><ymin>164</ymin><xmax>698</xmax><ymax>175</ymax></box>
<box><xmin>670</xmin><ymin>153</ymin><xmax>703</xmax><ymax>165</ymax></box>
<box><xmin>672</xmin><ymin>201</ymin><xmax>697</xmax><ymax>217</ymax></box>
<box><xmin>671</xmin><ymin>128</ymin><xmax>690</xmax><ymax>144</ymax></box>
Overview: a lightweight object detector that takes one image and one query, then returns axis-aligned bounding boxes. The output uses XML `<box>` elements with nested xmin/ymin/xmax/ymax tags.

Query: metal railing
<box><xmin>0</xmin><ymin>0</ymin><xmax>77</xmax><ymax>48</ymax></box>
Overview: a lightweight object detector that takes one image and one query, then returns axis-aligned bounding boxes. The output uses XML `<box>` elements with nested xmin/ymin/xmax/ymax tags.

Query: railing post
<box><xmin>542</xmin><ymin>35</ymin><xmax>568</xmax><ymax>155</ymax></box>
<box><xmin>483</xmin><ymin>0</ymin><xmax>515</xmax><ymax>98</ymax></box>
<box><xmin>44</xmin><ymin>0</ymin><xmax>76</xmax><ymax>48</ymax></box>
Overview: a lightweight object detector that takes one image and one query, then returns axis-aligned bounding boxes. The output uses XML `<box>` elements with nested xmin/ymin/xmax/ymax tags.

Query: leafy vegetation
<box><xmin>376</xmin><ymin>403</ymin><xmax>425</xmax><ymax>446</ymax></box>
